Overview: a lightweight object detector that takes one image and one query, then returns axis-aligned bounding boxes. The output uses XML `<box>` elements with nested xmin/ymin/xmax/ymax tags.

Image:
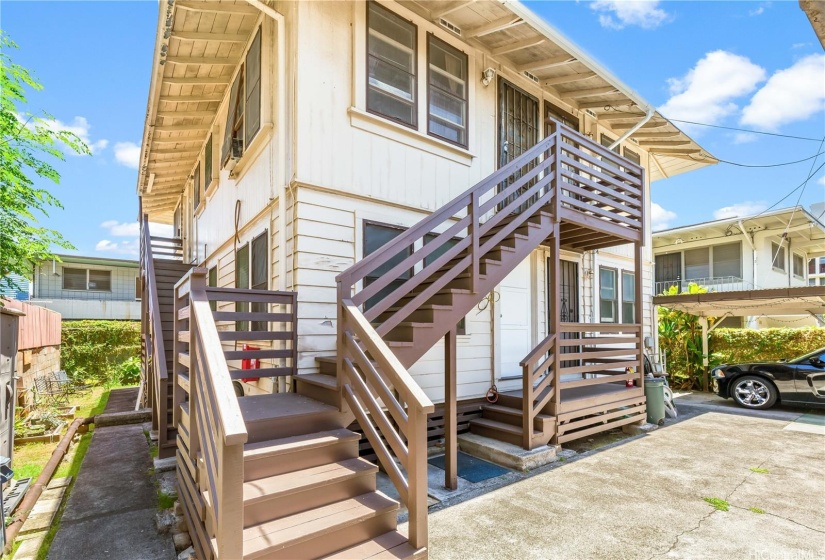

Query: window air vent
<box><xmin>523</xmin><ymin>71</ymin><xmax>539</xmax><ymax>83</ymax></box>
<box><xmin>439</xmin><ymin>19</ymin><xmax>462</xmax><ymax>35</ymax></box>
<box><xmin>630</xmin><ymin>137</ymin><xmax>639</xmax><ymax>144</ymax></box>
<box><xmin>585</xmin><ymin>109</ymin><xmax>597</xmax><ymax>118</ymax></box>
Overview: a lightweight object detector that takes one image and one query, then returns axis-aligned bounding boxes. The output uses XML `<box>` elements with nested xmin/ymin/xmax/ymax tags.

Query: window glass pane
<box><xmin>599</xmin><ymin>268</ymin><xmax>617</xmax><ymax>323</ymax></box>
<box><xmin>245</xmin><ymin>28</ymin><xmax>262</xmax><ymax>147</ymax></box>
<box><xmin>204</xmin><ymin>135</ymin><xmax>213</xmax><ymax>188</ymax></box>
<box><xmin>251</xmin><ymin>232</ymin><xmax>268</xmax><ymax>290</ymax></box>
<box><xmin>236</xmin><ymin>244</ymin><xmax>250</xmax><ymax>331</ymax></box>
<box><xmin>193</xmin><ymin>163</ymin><xmax>201</xmax><ymax>209</ymax></box>
<box><xmin>712</xmin><ymin>242</ymin><xmax>741</xmax><ymax>278</ymax></box>
<box><xmin>623</xmin><ymin>148</ymin><xmax>641</xmax><ymax>165</ymax></box>
<box><xmin>793</xmin><ymin>253</ymin><xmax>804</xmax><ymax>277</ymax></box>
<box><xmin>367</xmin><ymin>3</ymin><xmax>416</xmax><ymax>126</ymax></box>
<box><xmin>428</xmin><ymin>35</ymin><xmax>467</xmax><ymax>146</ymax></box>
<box><xmin>222</xmin><ymin>71</ymin><xmax>243</xmax><ymax>165</ymax></box>
<box><xmin>771</xmin><ymin>242</ymin><xmax>786</xmax><ymax>271</ymax></box>
<box><xmin>622</xmin><ymin>272</ymin><xmax>635</xmax><ymax>323</ymax></box>
<box><xmin>600</xmin><ymin>134</ymin><xmax>620</xmax><ymax>154</ymax></box>
<box><xmin>684</xmin><ymin>248</ymin><xmax>710</xmax><ymax>280</ymax></box>
<box><xmin>63</xmin><ymin>268</ymin><xmax>87</xmax><ymax>290</ymax></box>
<box><xmin>88</xmin><ymin>270</ymin><xmax>111</xmax><ymax>291</ymax></box>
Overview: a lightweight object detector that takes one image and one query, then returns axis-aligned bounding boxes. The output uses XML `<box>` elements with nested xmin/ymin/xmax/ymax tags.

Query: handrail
<box><xmin>519</xmin><ymin>332</ymin><xmax>557</xmax><ymax>450</ymax></box>
<box><xmin>338</xmin><ymin>299</ymin><xmax>433</xmax><ymax>550</ymax></box>
<box><xmin>141</xmin><ymin>218</ymin><xmax>168</xmax><ymax>382</ymax></box>
<box><xmin>176</xmin><ymin>268</ymin><xmax>247</xmax><ymax>557</ymax></box>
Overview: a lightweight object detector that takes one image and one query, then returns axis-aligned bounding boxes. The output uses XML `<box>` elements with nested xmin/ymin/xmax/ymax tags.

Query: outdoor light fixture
<box><xmin>481</xmin><ymin>67</ymin><xmax>495</xmax><ymax>87</ymax></box>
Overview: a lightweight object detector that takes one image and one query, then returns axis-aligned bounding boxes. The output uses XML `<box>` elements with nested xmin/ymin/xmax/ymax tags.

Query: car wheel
<box><xmin>731</xmin><ymin>376</ymin><xmax>778</xmax><ymax>410</ymax></box>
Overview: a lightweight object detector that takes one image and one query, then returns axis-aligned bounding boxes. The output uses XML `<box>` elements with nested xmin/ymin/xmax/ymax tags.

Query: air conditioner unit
<box><xmin>224</xmin><ymin>138</ymin><xmax>243</xmax><ymax>171</ymax></box>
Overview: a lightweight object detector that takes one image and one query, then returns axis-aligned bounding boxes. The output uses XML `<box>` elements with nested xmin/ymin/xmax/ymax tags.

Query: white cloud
<box><xmin>42</xmin><ymin>116</ymin><xmax>108</xmax><ymax>154</ymax></box>
<box><xmin>651</xmin><ymin>202</ymin><xmax>677</xmax><ymax>231</ymax></box>
<box><xmin>148</xmin><ymin>222</ymin><xmax>175</xmax><ymax>238</ymax></box>
<box><xmin>114</xmin><ymin>141</ymin><xmax>141</xmax><ymax>169</ymax></box>
<box><xmin>713</xmin><ymin>201</ymin><xmax>768</xmax><ymax>220</ymax></box>
<box><xmin>659</xmin><ymin>51</ymin><xmax>766</xmax><ymax>127</ymax></box>
<box><xmin>818</xmin><ymin>176</ymin><xmax>825</xmax><ymax>186</ymax></box>
<box><xmin>732</xmin><ymin>132</ymin><xmax>758</xmax><ymax>144</ymax></box>
<box><xmin>95</xmin><ymin>239</ymin><xmax>139</xmax><ymax>256</ymax></box>
<box><xmin>792</xmin><ymin>42</ymin><xmax>811</xmax><ymax>49</ymax></box>
<box><xmin>590</xmin><ymin>0</ymin><xmax>670</xmax><ymax>30</ymax></box>
<box><xmin>740</xmin><ymin>54</ymin><xmax>825</xmax><ymax>131</ymax></box>
<box><xmin>749</xmin><ymin>7</ymin><xmax>764</xmax><ymax>16</ymax></box>
<box><xmin>100</xmin><ymin>220</ymin><xmax>140</xmax><ymax>237</ymax></box>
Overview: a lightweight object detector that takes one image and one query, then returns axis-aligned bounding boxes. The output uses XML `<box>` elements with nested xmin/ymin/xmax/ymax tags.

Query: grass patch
<box><xmin>749</xmin><ymin>507</ymin><xmax>766</xmax><ymax>514</ymax></box>
<box><xmin>158</xmin><ymin>491</ymin><xmax>176</xmax><ymax>511</ymax></box>
<box><xmin>703</xmin><ymin>497</ymin><xmax>730</xmax><ymax>512</ymax></box>
<box><xmin>749</xmin><ymin>467</ymin><xmax>769</xmax><ymax>474</ymax></box>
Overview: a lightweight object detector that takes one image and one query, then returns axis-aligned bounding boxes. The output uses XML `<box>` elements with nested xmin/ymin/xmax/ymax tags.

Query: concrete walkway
<box><xmin>425</xmin><ymin>408</ymin><xmax>825</xmax><ymax>559</ymax></box>
<box><xmin>47</xmin><ymin>389</ymin><xmax>175</xmax><ymax>560</ymax></box>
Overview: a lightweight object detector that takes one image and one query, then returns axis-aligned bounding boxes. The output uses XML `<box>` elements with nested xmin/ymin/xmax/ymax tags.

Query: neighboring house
<box><xmin>810</xmin><ymin>256</ymin><xmax>825</xmax><ymax>286</ymax></box>
<box><xmin>136</xmin><ymin>1</ymin><xmax>715</xmax><ymax>557</ymax></box>
<box><xmin>0</xmin><ymin>273</ymin><xmax>30</xmax><ymax>301</ymax></box>
<box><xmin>29</xmin><ymin>255</ymin><xmax>141</xmax><ymax>320</ymax></box>
<box><xmin>653</xmin><ymin>206</ymin><xmax>825</xmax><ymax>328</ymax></box>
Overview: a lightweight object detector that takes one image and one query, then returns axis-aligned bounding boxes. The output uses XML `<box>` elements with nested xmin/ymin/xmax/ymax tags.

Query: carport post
<box><xmin>699</xmin><ymin>317</ymin><xmax>709</xmax><ymax>392</ymax></box>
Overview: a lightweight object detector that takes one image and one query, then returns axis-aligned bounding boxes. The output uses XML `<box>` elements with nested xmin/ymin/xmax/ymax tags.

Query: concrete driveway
<box><xmin>426</xmin><ymin>399</ymin><xmax>825</xmax><ymax>559</ymax></box>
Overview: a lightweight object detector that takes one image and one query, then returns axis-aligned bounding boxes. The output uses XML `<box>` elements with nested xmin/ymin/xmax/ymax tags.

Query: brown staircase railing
<box><xmin>519</xmin><ymin>332</ymin><xmax>557</xmax><ymax>450</ymax></box>
<box><xmin>140</xmin><ymin>220</ymin><xmax>171</xmax><ymax>451</ymax></box>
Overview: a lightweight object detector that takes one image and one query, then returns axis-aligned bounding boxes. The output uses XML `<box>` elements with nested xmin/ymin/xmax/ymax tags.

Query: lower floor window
<box><xmin>599</xmin><ymin>267</ymin><xmax>617</xmax><ymax>323</ymax></box>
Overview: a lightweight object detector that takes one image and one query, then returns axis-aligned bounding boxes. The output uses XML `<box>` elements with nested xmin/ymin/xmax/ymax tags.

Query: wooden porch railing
<box><xmin>140</xmin><ymin>219</ymin><xmax>170</xmax><ymax>449</ymax></box>
<box><xmin>338</xmin><ymin>301</ymin><xmax>434</xmax><ymax>550</ymax></box>
<box><xmin>519</xmin><ymin>332</ymin><xmax>557</xmax><ymax>450</ymax></box>
<box><xmin>556</xmin><ymin>323</ymin><xmax>643</xmax><ymax>390</ymax></box>
<box><xmin>172</xmin><ymin>268</ymin><xmax>298</xmax><ymax>558</ymax></box>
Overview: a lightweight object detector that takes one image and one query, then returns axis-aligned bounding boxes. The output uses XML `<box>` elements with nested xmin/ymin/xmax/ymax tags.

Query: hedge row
<box><xmin>709</xmin><ymin>327</ymin><xmax>825</xmax><ymax>364</ymax></box>
<box><xmin>61</xmin><ymin>320</ymin><xmax>141</xmax><ymax>385</ymax></box>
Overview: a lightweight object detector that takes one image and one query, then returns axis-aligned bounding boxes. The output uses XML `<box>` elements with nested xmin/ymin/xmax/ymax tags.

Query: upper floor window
<box><xmin>63</xmin><ymin>268</ymin><xmax>111</xmax><ymax>292</ymax></box>
<box><xmin>204</xmin><ymin>135</ymin><xmax>214</xmax><ymax>191</ymax></box>
<box><xmin>771</xmin><ymin>242</ymin><xmax>786</xmax><ymax>272</ymax></box>
<box><xmin>623</xmin><ymin>147</ymin><xmax>641</xmax><ymax>165</ymax></box>
<box><xmin>367</xmin><ymin>2</ymin><xmax>417</xmax><ymax>128</ymax></box>
<box><xmin>427</xmin><ymin>34</ymin><xmax>468</xmax><ymax>147</ymax></box>
<box><xmin>193</xmin><ymin>162</ymin><xmax>202</xmax><ymax>211</ymax></box>
<box><xmin>792</xmin><ymin>253</ymin><xmax>805</xmax><ymax>279</ymax></box>
<box><xmin>222</xmin><ymin>28</ymin><xmax>262</xmax><ymax>166</ymax></box>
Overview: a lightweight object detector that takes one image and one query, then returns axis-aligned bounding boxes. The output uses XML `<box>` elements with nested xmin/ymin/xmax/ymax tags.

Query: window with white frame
<box><xmin>771</xmin><ymin>242</ymin><xmax>786</xmax><ymax>272</ymax></box>
<box><xmin>193</xmin><ymin>162</ymin><xmax>201</xmax><ymax>210</ymax></box>
<box><xmin>367</xmin><ymin>2</ymin><xmax>417</xmax><ymax>128</ymax></box>
<box><xmin>63</xmin><ymin>268</ymin><xmax>111</xmax><ymax>292</ymax></box>
<box><xmin>599</xmin><ymin>267</ymin><xmax>617</xmax><ymax>323</ymax></box>
<box><xmin>792</xmin><ymin>253</ymin><xmax>804</xmax><ymax>279</ymax></box>
<box><xmin>621</xmin><ymin>271</ymin><xmax>635</xmax><ymax>323</ymax></box>
<box><xmin>427</xmin><ymin>34</ymin><xmax>468</xmax><ymax>147</ymax></box>
<box><xmin>221</xmin><ymin>28</ymin><xmax>262</xmax><ymax>166</ymax></box>
<box><xmin>684</xmin><ymin>247</ymin><xmax>710</xmax><ymax>280</ymax></box>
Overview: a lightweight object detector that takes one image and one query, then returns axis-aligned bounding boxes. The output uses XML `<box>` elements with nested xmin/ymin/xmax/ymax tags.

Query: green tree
<box><xmin>0</xmin><ymin>31</ymin><xmax>89</xmax><ymax>291</ymax></box>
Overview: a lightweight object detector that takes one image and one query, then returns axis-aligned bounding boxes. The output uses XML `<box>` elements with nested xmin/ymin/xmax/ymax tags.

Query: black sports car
<box><xmin>712</xmin><ymin>347</ymin><xmax>825</xmax><ymax>410</ymax></box>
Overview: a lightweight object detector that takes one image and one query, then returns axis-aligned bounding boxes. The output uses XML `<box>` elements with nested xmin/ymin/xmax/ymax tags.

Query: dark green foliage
<box><xmin>61</xmin><ymin>321</ymin><xmax>140</xmax><ymax>385</ymax></box>
<box><xmin>710</xmin><ymin>327</ymin><xmax>825</xmax><ymax>364</ymax></box>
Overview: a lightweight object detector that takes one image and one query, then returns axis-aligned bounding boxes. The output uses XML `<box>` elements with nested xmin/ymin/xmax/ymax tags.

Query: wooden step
<box><xmin>316</xmin><ymin>356</ymin><xmax>338</xmax><ymax>376</ymax></box>
<box><xmin>242</xmin><ymin>458</ymin><xmax>378</xmax><ymax>528</ymax></box>
<box><xmin>243</xmin><ymin>428</ymin><xmax>360</xmax><ymax>482</ymax></box>
<box><xmin>295</xmin><ymin>373</ymin><xmax>340</xmax><ymax>407</ymax></box>
<box><xmin>226</xmin><ymin>492</ymin><xmax>399</xmax><ymax>560</ymax></box>
<box><xmin>378</xmin><ymin>303</ymin><xmax>452</xmax><ymax>323</ymax></box>
<box><xmin>320</xmin><ymin>530</ymin><xmax>426</xmax><ymax>559</ymax></box>
<box><xmin>481</xmin><ymin>403</ymin><xmax>552</xmax><ymax>431</ymax></box>
<box><xmin>397</xmin><ymin>287</ymin><xmax>470</xmax><ymax>308</ymax></box>
<box><xmin>380</xmin><ymin>321</ymin><xmax>434</xmax><ymax>342</ymax></box>
<box><xmin>239</xmin><ymin>393</ymin><xmax>343</xmax><ymax>444</ymax></box>
<box><xmin>469</xmin><ymin>417</ymin><xmax>540</xmax><ymax>447</ymax></box>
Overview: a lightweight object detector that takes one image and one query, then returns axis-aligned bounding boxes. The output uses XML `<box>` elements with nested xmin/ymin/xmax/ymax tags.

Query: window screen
<box><xmin>684</xmin><ymin>248</ymin><xmax>710</xmax><ymax>280</ymax></box>
<box><xmin>427</xmin><ymin>34</ymin><xmax>467</xmax><ymax>147</ymax></box>
<box><xmin>622</xmin><ymin>271</ymin><xmax>635</xmax><ymax>324</ymax></box>
<box><xmin>364</xmin><ymin>222</ymin><xmax>412</xmax><ymax>310</ymax></box>
<box><xmin>245</xmin><ymin>28</ymin><xmax>262</xmax><ymax>147</ymax></box>
<box><xmin>367</xmin><ymin>2</ymin><xmax>417</xmax><ymax>127</ymax></box>
<box><xmin>712</xmin><ymin>242</ymin><xmax>741</xmax><ymax>278</ymax></box>
<box><xmin>193</xmin><ymin>163</ymin><xmax>201</xmax><ymax>210</ymax></box>
<box><xmin>793</xmin><ymin>253</ymin><xmax>804</xmax><ymax>278</ymax></box>
<box><xmin>63</xmin><ymin>268</ymin><xmax>87</xmax><ymax>291</ymax></box>
<box><xmin>235</xmin><ymin>243</ymin><xmax>250</xmax><ymax>331</ymax></box>
<box><xmin>204</xmin><ymin>135</ymin><xmax>213</xmax><ymax>189</ymax></box>
<box><xmin>599</xmin><ymin>267</ymin><xmax>617</xmax><ymax>323</ymax></box>
<box><xmin>623</xmin><ymin>147</ymin><xmax>641</xmax><ymax>165</ymax></box>
<box><xmin>251</xmin><ymin>231</ymin><xmax>269</xmax><ymax>331</ymax></box>
<box><xmin>600</xmin><ymin>134</ymin><xmax>620</xmax><ymax>154</ymax></box>
<box><xmin>88</xmin><ymin>270</ymin><xmax>111</xmax><ymax>291</ymax></box>
<box><xmin>222</xmin><ymin>69</ymin><xmax>243</xmax><ymax>165</ymax></box>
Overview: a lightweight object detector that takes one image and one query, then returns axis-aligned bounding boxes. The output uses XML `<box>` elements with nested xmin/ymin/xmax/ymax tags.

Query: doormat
<box><xmin>428</xmin><ymin>452</ymin><xmax>510</xmax><ymax>483</ymax></box>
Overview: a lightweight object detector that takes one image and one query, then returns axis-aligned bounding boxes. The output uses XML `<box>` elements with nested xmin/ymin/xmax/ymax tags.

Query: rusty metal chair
<box><xmin>34</xmin><ymin>374</ymin><xmax>68</xmax><ymax>406</ymax></box>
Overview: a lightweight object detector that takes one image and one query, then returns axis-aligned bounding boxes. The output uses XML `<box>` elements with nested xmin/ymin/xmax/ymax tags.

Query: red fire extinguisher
<box><xmin>241</xmin><ymin>344</ymin><xmax>261</xmax><ymax>383</ymax></box>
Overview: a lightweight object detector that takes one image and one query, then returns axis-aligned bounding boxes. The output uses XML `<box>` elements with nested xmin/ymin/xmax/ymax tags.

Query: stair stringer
<box><xmin>390</xmin><ymin>212</ymin><xmax>557</xmax><ymax>369</ymax></box>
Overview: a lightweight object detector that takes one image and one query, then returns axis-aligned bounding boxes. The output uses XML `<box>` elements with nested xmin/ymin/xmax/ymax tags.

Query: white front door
<box><xmin>498</xmin><ymin>259</ymin><xmax>532</xmax><ymax>390</ymax></box>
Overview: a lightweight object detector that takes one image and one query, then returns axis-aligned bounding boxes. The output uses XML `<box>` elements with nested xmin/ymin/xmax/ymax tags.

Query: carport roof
<box><xmin>652</xmin><ymin>286</ymin><xmax>825</xmax><ymax>317</ymax></box>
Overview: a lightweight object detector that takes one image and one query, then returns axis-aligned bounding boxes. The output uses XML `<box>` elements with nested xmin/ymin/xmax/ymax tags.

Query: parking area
<box><xmin>425</xmin><ymin>395</ymin><xmax>825</xmax><ymax>560</ymax></box>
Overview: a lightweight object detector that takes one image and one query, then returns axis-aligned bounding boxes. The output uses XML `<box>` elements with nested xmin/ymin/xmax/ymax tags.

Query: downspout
<box><xmin>608</xmin><ymin>105</ymin><xmax>655</xmax><ymax>151</ymax></box>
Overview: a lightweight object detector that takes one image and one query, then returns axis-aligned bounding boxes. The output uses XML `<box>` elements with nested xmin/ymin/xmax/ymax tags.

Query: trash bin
<box><xmin>644</xmin><ymin>377</ymin><xmax>665</xmax><ymax>425</ymax></box>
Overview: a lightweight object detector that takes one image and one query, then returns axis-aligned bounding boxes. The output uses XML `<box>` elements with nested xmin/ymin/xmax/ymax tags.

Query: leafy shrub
<box><xmin>711</xmin><ymin>327</ymin><xmax>825</xmax><ymax>364</ymax></box>
<box><xmin>61</xmin><ymin>321</ymin><xmax>140</xmax><ymax>386</ymax></box>
<box><xmin>115</xmin><ymin>356</ymin><xmax>142</xmax><ymax>386</ymax></box>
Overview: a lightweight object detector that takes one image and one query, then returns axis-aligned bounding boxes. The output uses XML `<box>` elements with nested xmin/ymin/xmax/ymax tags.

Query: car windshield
<box><xmin>791</xmin><ymin>347</ymin><xmax>825</xmax><ymax>363</ymax></box>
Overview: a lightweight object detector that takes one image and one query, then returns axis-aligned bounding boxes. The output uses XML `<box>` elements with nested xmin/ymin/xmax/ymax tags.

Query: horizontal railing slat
<box><xmin>223</xmin><ymin>349</ymin><xmax>294</xmax><ymax>360</ymax></box>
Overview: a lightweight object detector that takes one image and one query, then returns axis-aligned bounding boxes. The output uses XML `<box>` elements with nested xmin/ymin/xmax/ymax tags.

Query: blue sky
<box><xmin>3</xmin><ymin>0</ymin><xmax>824</xmax><ymax>258</ymax></box>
